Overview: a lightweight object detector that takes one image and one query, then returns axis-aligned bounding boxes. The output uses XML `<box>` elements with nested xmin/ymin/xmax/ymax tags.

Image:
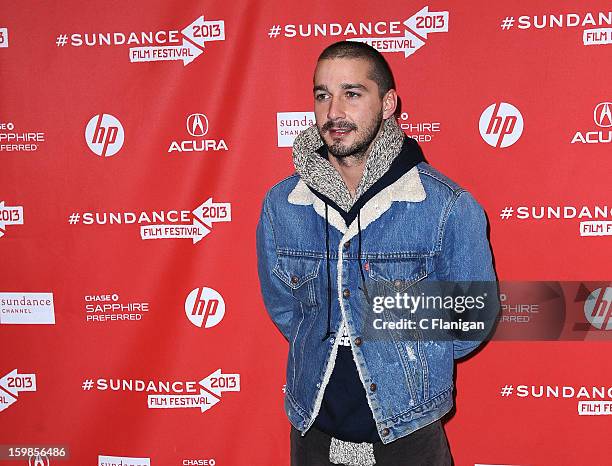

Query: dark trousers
<box><xmin>290</xmin><ymin>421</ymin><xmax>452</xmax><ymax>466</ymax></box>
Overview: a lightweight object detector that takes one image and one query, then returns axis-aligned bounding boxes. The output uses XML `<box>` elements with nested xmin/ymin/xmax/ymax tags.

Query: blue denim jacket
<box><xmin>256</xmin><ymin>161</ymin><xmax>496</xmax><ymax>444</ymax></box>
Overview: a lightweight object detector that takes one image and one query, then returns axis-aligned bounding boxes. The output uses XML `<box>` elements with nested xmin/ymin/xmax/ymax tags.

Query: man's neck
<box><xmin>327</xmin><ymin>153</ymin><xmax>367</xmax><ymax>198</ymax></box>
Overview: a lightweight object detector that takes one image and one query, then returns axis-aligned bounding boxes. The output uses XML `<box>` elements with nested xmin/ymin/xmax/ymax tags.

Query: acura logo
<box><xmin>186</xmin><ymin>113</ymin><xmax>209</xmax><ymax>137</ymax></box>
<box><xmin>594</xmin><ymin>102</ymin><xmax>612</xmax><ymax>128</ymax></box>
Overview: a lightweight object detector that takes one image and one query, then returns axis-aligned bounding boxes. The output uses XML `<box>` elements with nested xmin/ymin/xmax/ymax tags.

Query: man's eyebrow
<box><xmin>340</xmin><ymin>83</ymin><xmax>367</xmax><ymax>91</ymax></box>
<box><xmin>313</xmin><ymin>83</ymin><xmax>368</xmax><ymax>92</ymax></box>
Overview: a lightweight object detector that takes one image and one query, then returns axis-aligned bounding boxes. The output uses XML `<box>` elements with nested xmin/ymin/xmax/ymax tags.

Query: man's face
<box><xmin>313</xmin><ymin>58</ymin><xmax>385</xmax><ymax>159</ymax></box>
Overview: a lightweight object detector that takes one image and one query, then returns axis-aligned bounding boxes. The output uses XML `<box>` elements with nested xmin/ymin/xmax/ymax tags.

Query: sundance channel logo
<box><xmin>0</xmin><ymin>292</ymin><xmax>55</xmax><ymax>324</ymax></box>
<box><xmin>277</xmin><ymin>112</ymin><xmax>315</xmax><ymax>147</ymax></box>
<box><xmin>98</xmin><ymin>456</ymin><xmax>150</xmax><ymax>466</ymax></box>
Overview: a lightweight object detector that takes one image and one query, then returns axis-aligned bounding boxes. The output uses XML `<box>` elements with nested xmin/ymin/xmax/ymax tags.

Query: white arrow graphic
<box><xmin>147</xmin><ymin>392</ymin><xmax>220</xmax><ymax>412</ymax></box>
<box><xmin>192</xmin><ymin>198</ymin><xmax>232</xmax><ymax>229</ymax></box>
<box><xmin>350</xmin><ymin>30</ymin><xmax>425</xmax><ymax>58</ymax></box>
<box><xmin>199</xmin><ymin>369</ymin><xmax>240</xmax><ymax>397</ymax></box>
<box><xmin>140</xmin><ymin>219</ymin><xmax>210</xmax><ymax>244</ymax></box>
<box><xmin>404</xmin><ymin>6</ymin><xmax>449</xmax><ymax>39</ymax></box>
<box><xmin>182</xmin><ymin>16</ymin><xmax>226</xmax><ymax>48</ymax></box>
<box><xmin>0</xmin><ymin>390</ymin><xmax>17</xmax><ymax>413</ymax></box>
<box><xmin>0</xmin><ymin>201</ymin><xmax>24</xmax><ymax>238</ymax></box>
<box><xmin>129</xmin><ymin>39</ymin><xmax>203</xmax><ymax>66</ymax></box>
<box><xmin>198</xmin><ymin>388</ymin><xmax>221</xmax><ymax>413</ymax></box>
<box><xmin>0</xmin><ymin>369</ymin><xmax>36</xmax><ymax>397</ymax></box>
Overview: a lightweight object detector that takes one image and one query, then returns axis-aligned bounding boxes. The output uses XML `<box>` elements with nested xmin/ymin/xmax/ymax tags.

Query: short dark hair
<box><xmin>318</xmin><ymin>41</ymin><xmax>396</xmax><ymax>97</ymax></box>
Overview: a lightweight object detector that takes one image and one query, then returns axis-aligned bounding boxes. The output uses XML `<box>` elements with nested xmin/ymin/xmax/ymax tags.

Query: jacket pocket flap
<box><xmin>273</xmin><ymin>255</ymin><xmax>321</xmax><ymax>290</ymax></box>
<box><xmin>368</xmin><ymin>258</ymin><xmax>428</xmax><ymax>292</ymax></box>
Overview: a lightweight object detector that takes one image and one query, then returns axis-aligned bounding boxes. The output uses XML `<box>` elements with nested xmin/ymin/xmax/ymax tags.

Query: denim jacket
<box><xmin>256</xmin><ymin>154</ymin><xmax>496</xmax><ymax>444</ymax></box>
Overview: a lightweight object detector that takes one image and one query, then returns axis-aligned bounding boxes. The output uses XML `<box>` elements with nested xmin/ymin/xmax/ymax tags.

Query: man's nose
<box><xmin>327</xmin><ymin>97</ymin><xmax>346</xmax><ymax>120</ymax></box>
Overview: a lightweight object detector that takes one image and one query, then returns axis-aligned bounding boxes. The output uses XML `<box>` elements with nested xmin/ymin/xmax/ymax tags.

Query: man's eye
<box><xmin>315</xmin><ymin>94</ymin><xmax>329</xmax><ymax>101</ymax></box>
<box><xmin>346</xmin><ymin>91</ymin><xmax>360</xmax><ymax>98</ymax></box>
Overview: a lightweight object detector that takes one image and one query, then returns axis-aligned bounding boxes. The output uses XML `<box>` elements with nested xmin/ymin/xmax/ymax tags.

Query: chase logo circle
<box><xmin>185</xmin><ymin>287</ymin><xmax>225</xmax><ymax>328</ymax></box>
<box><xmin>85</xmin><ymin>114</ymin><xmax>125</xmax><ymax>157</ymax></box>
<box><xmin>479</xmin><ymin>102</ymin><xmax>524</xmax><ymax>148</ymax></box>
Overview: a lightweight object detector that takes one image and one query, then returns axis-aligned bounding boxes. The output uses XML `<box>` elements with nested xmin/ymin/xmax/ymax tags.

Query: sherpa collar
<box><xmin>288</xmin><ymin>165</ymin><xmax>425</xmax><ymax>237</ymax></box>
<box><xmin>292</xmin><ymin>117</ymin><xmax>406</xmax><ymax>212</ymax></box>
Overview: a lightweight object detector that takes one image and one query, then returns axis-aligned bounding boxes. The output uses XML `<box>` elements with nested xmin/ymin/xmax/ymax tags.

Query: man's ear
<box><xmin>382</xmin><ymin>89</ymin><xmax>398</xmax><ymax>119</ymax></box>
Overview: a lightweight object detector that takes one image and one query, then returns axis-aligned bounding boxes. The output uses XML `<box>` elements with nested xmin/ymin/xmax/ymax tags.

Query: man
<box><xmin>257</xmin><ymin>41</ymin><xmax>496</xmax><ymax>465</ymax></box>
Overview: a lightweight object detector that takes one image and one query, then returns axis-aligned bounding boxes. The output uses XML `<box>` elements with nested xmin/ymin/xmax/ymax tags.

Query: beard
<box><xmin>317</xmin><ymin>109</ymin><xmax>384</xmax><ymax>159</ymax></box>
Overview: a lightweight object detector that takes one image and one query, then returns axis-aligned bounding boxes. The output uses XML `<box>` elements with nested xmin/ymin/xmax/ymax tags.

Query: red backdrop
<box><xmin>1</xmin><ymin>1</ymin><xmax>611</xmax><ymax>465</ymax></box>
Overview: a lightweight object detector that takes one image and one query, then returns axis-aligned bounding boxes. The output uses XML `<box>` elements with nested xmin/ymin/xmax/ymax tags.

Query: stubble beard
<box><xmin>318</xmin><ymin>110</ymin><xmax>384</xmax><ymax>162</ymax></box>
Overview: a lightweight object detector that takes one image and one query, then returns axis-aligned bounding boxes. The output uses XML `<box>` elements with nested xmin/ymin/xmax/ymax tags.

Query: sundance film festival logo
<box><xmin>168</xmin><ymin>113</ymin><xmax>228</xmax><ymax>153</ymax></box>
<box><xmin>85</xmin><ymin>114</ymin><xmax>124</xmax><ymax>157</ymax></box>
<box><xmin>498</xmin><ymin>203</ymin><xmax>612</xmax><ymax>237</ymax></box>
<box><xmin>479</xmin><ymin>102</ymin><xmax>524</xmax><ymax>148</ymax></box>
<box><xmin>185</xmin><ymin>287</ymin><xmax>225</xmax><ymax>328</ymax></box>
<box><xmin>85</xmin><ymin>371</ymin><xmax>240</xmax><ymax>413</ymax></box>
<box><xmin>268</xmin><ymin>6</ymin><xmax>448</xmax><ymax>58</ymax></box>
<box><xmin>498</xmin><ymin>383</ymin><xmax>612</xmax><ymax>416</ymax></box>
<box><xmin>498</xmin><ymin>11</ymin><xmax>612</xmax><ymax>47</ymax></box>
<box><xmin>0</xmin><ymin>369</ymin><xmax>36</xmax><ymax>413</ymax></box>
<box><xmin>571</xmin><ymin>102</ymin><xmax>612</xmax><ymax>144</ymax></box>
<box><xmin>0</xmin><ymin>201</ymin><xmax>24</xmax><ymax>238</ymax></box>
<box><xmin>56</xmin><ymin>15</ymin><xmax>225</xmax><ymax>67</ymax></box>
<box><xmin>584</xmin><ymin>287</ymin><xmax>612</xmax><ymax>330</ymax></box>
<box><xmin>68</xmin><ymin>197</ymin><xmax>231</xmax><ymax>244</ymax></box>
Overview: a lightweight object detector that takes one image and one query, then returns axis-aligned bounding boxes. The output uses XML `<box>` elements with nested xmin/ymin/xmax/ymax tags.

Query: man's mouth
<box><xmin>328</xmin><ymin>127</ymin><xmax>353</xmax><ymax>137</ymax></box>
<box><xmin>321</xmin><ymin>120</ymin><xmax>357</xmax><ymax>139</ymax></box>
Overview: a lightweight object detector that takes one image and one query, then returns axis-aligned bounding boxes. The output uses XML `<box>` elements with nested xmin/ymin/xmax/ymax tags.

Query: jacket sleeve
<box><xmin>437</xmin><ymin>190</ymin><xmax>498</xmax><ymax>359</ymax></box>
<box><xmin>256</xmin><ymin>194</ymin><xmax>294</xmax><ymax>341</ymax></box>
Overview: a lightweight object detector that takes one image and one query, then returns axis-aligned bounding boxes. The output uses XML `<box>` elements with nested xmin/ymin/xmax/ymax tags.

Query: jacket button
<box><xmin>343</xmin><ymin>240</ymin><xmax>350</xmax><ymax>249</ymax></box>
<box><xmin>354</xmin><ymin>337</ymin><xmax>362</xmax><ymax>346</ymax></box>
<box><xmin>370</xmin><ymin>383</ymin><xmax>377</xmax><ymax>392</ymax></box>
<box><xmin>343</xmin><ymin>289</ymin><xmax>351</xmax><ymax>298</ymax></box>
<box><xmin>381</xmin><ymin>428</ymin><xmax>390</xmax><ymax>437</ymax></box>
<box><xmin>291</xmin><ymin>275</ymin><xmax>299</xmax><ymax>284</ymax></box>
<box><xmin>394</xmin><ymin>279</ymin><xmax>403</xmax><ymax>289</ymax></box>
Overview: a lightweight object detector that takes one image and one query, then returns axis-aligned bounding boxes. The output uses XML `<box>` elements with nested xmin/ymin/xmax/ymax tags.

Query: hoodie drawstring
<box><xmin>322</xmin><ymin>203</ymin><xmax>335</xmax><ymax>341</ymax></box>
<box><xmin>322</xmin><ymin>207</ymin><xmax>372</xmax><ymax>341</ymax></box>
<box><xmin>357</xmin><ymin>212</ymin><xmax>371</xmax><ymax>305</ymax></box>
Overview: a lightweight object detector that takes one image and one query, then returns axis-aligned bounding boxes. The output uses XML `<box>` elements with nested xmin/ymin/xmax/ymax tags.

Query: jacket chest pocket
<box><xmin>273</xmin><ymin>255</ymin><xmax>321</xmax><ymax>308</ymax></box>
<box><xmin>367</xmin><ymin>257</ymin><xmax>429</xmax><ymax>295</ymax></box>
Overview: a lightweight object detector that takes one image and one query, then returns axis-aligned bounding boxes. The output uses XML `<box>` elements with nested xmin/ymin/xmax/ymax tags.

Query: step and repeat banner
<box><xmin>1</xmin><ymin>1</ymin><xmax>611</xmax><ymax>465</ymax></box>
